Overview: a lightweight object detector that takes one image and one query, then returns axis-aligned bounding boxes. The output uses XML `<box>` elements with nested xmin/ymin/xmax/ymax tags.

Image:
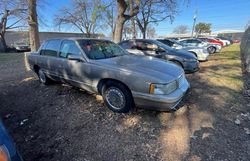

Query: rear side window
<box><xmin>59</xmin><ymin>40</ymin><xmax>81</xmax><ymax>58</ymax></box>
<box><xmin>136</xmin><ymin>41</ymin><xmax>158</xmax><ymax>51</ymax></box>
<box><xmin>41</xmin><ymin>40</ymin><xmax>61</xmax><ymax>57</ymax></box>
<box><xmin>119</xmin><ymin>41</ymin><xmax>134</xmax><ymax>49</ymax></box>
<box><xmin>192</xmin><ymin>39</ymin><xmax>200</xmax><ymax>43</ymax></box>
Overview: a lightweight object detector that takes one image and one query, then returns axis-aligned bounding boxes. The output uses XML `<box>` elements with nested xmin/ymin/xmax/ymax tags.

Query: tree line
<box><xmin>0</xmin><ymin>0</ymin><xmax>180</xmax><ymax>52</ymax></box>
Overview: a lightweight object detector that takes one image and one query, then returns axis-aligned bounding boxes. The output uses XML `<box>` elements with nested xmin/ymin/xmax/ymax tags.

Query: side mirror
<box><xmin>67</xmin><ymin>54</ymin><xmax>83</xmax><ymax>62</ymax></box>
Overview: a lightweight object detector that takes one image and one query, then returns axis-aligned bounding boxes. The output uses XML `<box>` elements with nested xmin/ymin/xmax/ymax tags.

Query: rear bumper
<box><xmin>132</xmin><ymin>78</ymin><xmax>190</xmax><ymax>111</ymax></box>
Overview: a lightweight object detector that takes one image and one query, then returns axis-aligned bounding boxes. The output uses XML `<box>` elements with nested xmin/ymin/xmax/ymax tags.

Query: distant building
<box><xmin>214</xmin><ymin>30</ymin><xmax>244</xmax><ymax>40</ymax></box>
<box><xmin>164</xmin><ymin>29</ymin><xmax>244</xmax><ymax>40</ymax></box>
<box><xmin>5</xmin><ymin>31</ymin><xmax>103</xmax><ymax>47</ymax></box>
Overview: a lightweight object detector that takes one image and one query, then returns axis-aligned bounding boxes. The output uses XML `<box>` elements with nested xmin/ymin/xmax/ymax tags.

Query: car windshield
<box><xmin>77</xmin><ymin>40</ymin><xmax>127</xmax><ymax>60</ymax></box>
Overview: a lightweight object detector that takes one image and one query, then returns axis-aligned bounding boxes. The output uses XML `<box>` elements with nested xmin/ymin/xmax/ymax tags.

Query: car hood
<box><xmin>167</xmin><ymin>49</ymin><xmax>197</xmax><ymax>59</ymax></box>
<box><xmin>93</xmin><ymin>54</ymin><xmax>184</xmax><ymax>83</ymax></box>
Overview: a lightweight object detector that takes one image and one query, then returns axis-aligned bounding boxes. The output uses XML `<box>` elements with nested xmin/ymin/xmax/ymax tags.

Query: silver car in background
<box><xmin>157</xmin><ymin>39</ymin><xmax>209</xmax><ymax>61</ymax></box>
<box><xmin>179</xmin><ymin>38</ymin><xmax>221</xmax><ymax>54</ymax></box>
<box><xmin>28</xmin><ymin>38</ymin><xmax>190</xmax><ymax>113</ymax></box>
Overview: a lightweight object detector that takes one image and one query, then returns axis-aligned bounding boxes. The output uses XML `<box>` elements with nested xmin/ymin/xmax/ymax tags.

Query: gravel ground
<box><xmin>0</xmin><ymin>45</ymin><xmax>249</xmax><ymax>161</ymax></box>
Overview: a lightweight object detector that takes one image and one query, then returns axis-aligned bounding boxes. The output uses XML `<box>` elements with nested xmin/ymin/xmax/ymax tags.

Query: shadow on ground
<box><xmin>0</xmin><ymin>50</ymin><xmax>249</xmax><ymax>161</ymax></box>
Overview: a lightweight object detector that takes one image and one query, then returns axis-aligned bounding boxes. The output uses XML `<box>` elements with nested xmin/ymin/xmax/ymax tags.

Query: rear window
<box><xmin>41</xmin><ymin>40</ymin><xmax>61</xmax><ymax>57</ymax></box>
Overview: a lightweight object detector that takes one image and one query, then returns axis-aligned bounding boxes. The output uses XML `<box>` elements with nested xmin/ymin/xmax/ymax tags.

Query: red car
<box><xmin>198</xmin><ymin>37</ymin><xmax>223</xmax><ymax>46</ymax></box>
<box><xmin>233</xmin><ymin>39</ymin><xmax>240</xmax><ymax>43</ymax></box>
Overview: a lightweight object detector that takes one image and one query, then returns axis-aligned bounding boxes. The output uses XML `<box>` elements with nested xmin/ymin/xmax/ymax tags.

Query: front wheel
<box><xmin>208</xmin><ymin>46</ymin><xmax>216</xmax><ymax>54</ymax></box>
<box><xmin>102</xmin><ymin>81</ymin><xmax>134</xmax><ymax>113</ymax></box>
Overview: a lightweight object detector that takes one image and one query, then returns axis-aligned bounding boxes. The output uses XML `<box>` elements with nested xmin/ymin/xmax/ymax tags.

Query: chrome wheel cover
<box><xmin>105</xmin><ymin>87</ymin><xmax>126</xmax><ymax>110</ymax></box>
<box><xmin>38</xmin><ymin>70</ymin><xmax>46</xmax><ymax>83</ymax></box>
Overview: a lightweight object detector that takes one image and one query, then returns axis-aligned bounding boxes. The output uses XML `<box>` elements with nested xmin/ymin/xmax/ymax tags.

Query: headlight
<box><xmin>0</xmin><ymin>145</ymin><xmax>9</xmax><ymax>161</ymax></box>
<box><xmin>149</xmin><ymin>81</ymin><xmax>177</xmax><ymax>95</ymax></box>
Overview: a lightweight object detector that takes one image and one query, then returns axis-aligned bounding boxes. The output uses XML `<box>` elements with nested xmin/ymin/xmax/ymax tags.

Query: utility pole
<box><xmin>191</xmin><ymin>10</ymin><xmax>197</xmax><ymax>38</ymax></box>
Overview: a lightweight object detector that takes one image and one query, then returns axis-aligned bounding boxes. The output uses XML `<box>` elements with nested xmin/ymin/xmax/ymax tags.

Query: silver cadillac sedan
<box><xmin>28</xmin><ymin>38</ymin><xmax>190</xmax><ymax>113</ymax></box>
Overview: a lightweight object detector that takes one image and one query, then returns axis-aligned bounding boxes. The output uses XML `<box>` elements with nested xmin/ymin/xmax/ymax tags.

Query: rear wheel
<box><xmin>38</xmin><ymin>69</ymin><xmax>51</xmax><ymax>85</ymax></box>
<box><xmin>101</xmin><ymin>81</ymin><xmax>134</xmax><ymax>113</ymax></box>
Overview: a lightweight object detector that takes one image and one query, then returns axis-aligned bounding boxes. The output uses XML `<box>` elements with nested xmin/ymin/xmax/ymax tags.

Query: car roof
<box><xmin>44</xmin><ymin>37</ymin><xmax>112</xmax><ymax>42</ymax></box>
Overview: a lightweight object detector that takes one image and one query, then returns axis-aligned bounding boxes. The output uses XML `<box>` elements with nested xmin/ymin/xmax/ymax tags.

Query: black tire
<box><xmin>189</xmin><ymin>51</ymin><xmax>197</xmax><ymax>58</ymax></box>
<box><xmin>171</xmin><ymin>60</ymin><xmax>183</xmax><ymax>68</ymax></box>
<box><xmin>208</xmin><ymin>46</ymin><xmax>216</xmax><ymax>54</ymax></box>
<box><xmin>38</xmin><ymin>69</ymin><xmax>51</xmax><ymax>85</ymax></box>
<box><xmin>101</xmin><ymin>81</ymin><xmax>134</xmax><ymax>113</ymax></box>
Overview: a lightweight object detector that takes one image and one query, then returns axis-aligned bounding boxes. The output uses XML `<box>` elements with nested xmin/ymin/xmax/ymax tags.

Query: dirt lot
<box><xmin>0</xmin><ymin>45</ymin><xmax>250</xmax><ymax>161</ymax></box>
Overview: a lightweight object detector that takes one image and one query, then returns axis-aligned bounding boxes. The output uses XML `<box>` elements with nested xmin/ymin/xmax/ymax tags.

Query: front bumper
<box><xmin>197</xmin><ymin>53</ymin><xmax>209</xmax><ymax>61</ymax></box>
<box><xmin>183</xmin><ymin>60</ymin><xmax>200</xmax><ymax>73</ymax></box>
<box><xmin>215</xmin><ymin>45</ymin><xmax>222</xmax><ymax>52</ymax></box>
<box><xmin>132</xmin><ymin>78</ymin><xmax>190</xmax><ymax>111</ymax></box>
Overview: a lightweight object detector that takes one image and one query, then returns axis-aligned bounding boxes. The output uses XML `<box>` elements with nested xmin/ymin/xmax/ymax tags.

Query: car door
<box><xmin>39</xmin><ymin>39</ymin><xmax>62</xmax><ymax>78</ymax></box>
<box><xmin>58</xmin><ymin>40</ymin><xmax>89</xmax><ymax>88</ymax></box>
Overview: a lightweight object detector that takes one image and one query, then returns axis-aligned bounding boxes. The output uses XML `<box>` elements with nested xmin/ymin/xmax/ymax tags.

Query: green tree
<box><xmin>195</xmin><ymin>22</ymin><xmax>211</xmax><ymax>35</ymax></box>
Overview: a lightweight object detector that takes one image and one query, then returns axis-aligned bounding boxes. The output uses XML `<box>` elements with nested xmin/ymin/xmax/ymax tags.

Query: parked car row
<box><xmin>118</xmin><ymin>39</ymin><xmax>200</xmax><ymax>73</ymax></box>
<box><xmin>27</xmin><ymin>36</ymin><xmax>233</xmax><ymax>114</ymax></box>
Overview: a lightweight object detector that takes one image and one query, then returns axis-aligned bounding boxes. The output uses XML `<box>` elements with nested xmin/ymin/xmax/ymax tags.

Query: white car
<box><xmin>215</xmin><ymin>38</ymin><xmax>231</xmax><ymax>46</ymax></box>
<box><xmin>179</xmin><ymin>38</ymin><xmax>221</xmax><ymax>54</ymax></box>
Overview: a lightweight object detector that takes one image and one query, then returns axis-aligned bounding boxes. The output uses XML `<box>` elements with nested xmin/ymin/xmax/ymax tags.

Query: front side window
<box><xmin>77</xmin><ymin>40</ymin><xmax>127</xmax><ymax>60</ymax></box>
<box><xmin>41</xmin><ymin>40</ymin><xmax>61</xmax><ymax>57</ymax></box>
<box><xmin>192</xmin><ymin>39</ymin><xmax>200</xmax><ymax>43</ymax></box>
<box><xmin>59</xmin><ymin>40</ymin><xmax>81</xmax><ymax>58</ymax></box>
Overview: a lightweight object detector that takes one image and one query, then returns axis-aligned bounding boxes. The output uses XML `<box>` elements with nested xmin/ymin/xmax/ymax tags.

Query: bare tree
<box><xmin>113</xmin><ymin>0</ymin><xmax>140</xmax><ymax>43</ymax></box>
<box><xmin>0</xmin><ymin>0</ymin><xmax>27</xmax><ymax>52</ymax></box>
<box><xmin>101</xmin><ymin>1</ymin><xmax>116</xmax><ymax>39</ymax></box>
<box><xmin>173</xmin><ymin>25</ymin><xmax>189</xmax><ymax>34</ymax></box>
<box><xmin>55</xmin><ymin>0</ymin><xmax>104</xmax><ymax>38</ymax></box>
<box><xmin>136</xmin><ymin>0</ymin><xmax>177</xmax><ymax>39</ymax></box>
<box><xmin>28</xmin><ymin>0</ymin><xmax>40</xmax><ymax>51</ymax></box>
<box><xmin>123</xmin><ymin>22</ymin><xmax>132</xmax><ymax>40</ymax></box>
<box><xmin>146</xmin><ymin>25</ymin><xmax>156</xmax><ymax>38</ymax></box>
